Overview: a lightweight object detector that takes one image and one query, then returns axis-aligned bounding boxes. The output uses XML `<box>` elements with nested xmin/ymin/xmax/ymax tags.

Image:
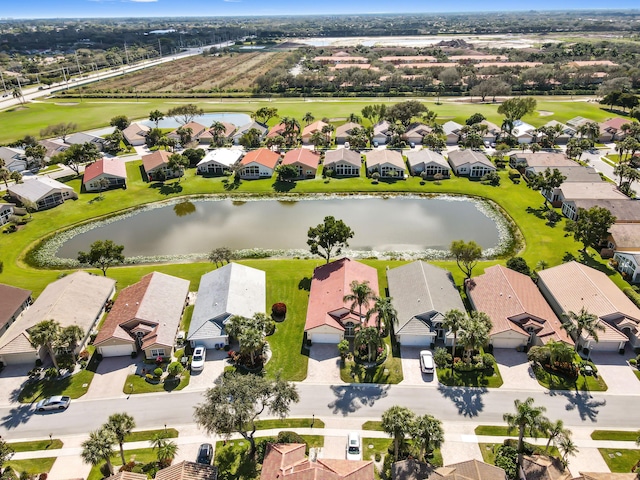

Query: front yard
<box><xmin>340</xmin><ymin>336</ymin><xmax>404</xmax><ymax>384</ymax></box>
<box><xmin>599</xmin><ymin>448</ymin><xmax>640</xmax><ymax>473</ymax></box>
<box><xmin>18</xmin><ymin>369</ymin><xmax>94</xmax><ymax>403</ymax></box>
<box><xmin>123</xmin><ymin>371</ymin><xmax>190</xmax><ymax>394</ymax></box>
<box><xmin>531</xmin><ymin>363</ymin><xmax>607</xmax><ymax>392</ymax></box>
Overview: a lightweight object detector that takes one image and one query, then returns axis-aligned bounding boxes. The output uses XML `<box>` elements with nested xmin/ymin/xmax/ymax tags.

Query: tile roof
<box><xmin>169</xmin><ymin>122</ymin><xmax>207</xmax><ymax>137</ymax></box>
<box><xmin>8</xmin><ymin>177</ymin><xmax>75</xmax><ymax>203</ymax></box>
<box><xmin>335</xmin><ymin>122</ymin><xmax>362</xmax><ymax>138</ymax></box>
<box><xmin>511</xmin><ymin>152</ymin><xmax>576</xmax><ymax>169</ymax></box>
<box><xmin>94</xmin><ymin>272</ymin><xmax>189</xmax><ymax>350</ymax></box>
<box><xmin>447</xmin><ymin>150</ymin><xmax>493</xmax><ymax>169</ymax></box>
<box><xmin>302</xmin><ymin>121</ymin><xmax>329</xmax><ymax>138</ymax></box>
<box><xmin>528</xmin><ymin>166</ymin><xmax>602</xmax><ymax>183</ymax></box>
<box><xmin>324</xmin><ymin>149</ymin><xmax>362</xmax><ymax>168</ymax></box>
<box><xmin>199</xmin><ymin>122</ymin><xmax>237</xmax><ymax>140</ymax></box>
<box><xmin>234</xmin><ymin>121</ymin><xmax>268</xmax><ymax>137</ymax></box>
<box><xmin>83</xmin><ymin>158</ymin><xmax>127</xmax><ymax>184</ymax></box>
<box><xmin>155</xmin><ymin>460</ymin><xmax>218</xmax><ymax>480</ymax></box>
<box><xmin>121</xmin><ymin>123</ymin><xmax>150</xmax><ymax>144</ymax></box>
<box><xmin>467</xmin><ymin>265</ymin><xmax>573</xmax><ymax>345</ymax></box>
<box><xmin>282</xmin><ymin>149</ymin><xmax>321</xmax><ymax>169</ymax></box>
<box><xmin>65</xmin><ymin>132</ymin><xmax>103</xmax><ymax>145</ymax></box>
<box><xmin>442</xmin><ymin>121</ymin><xmax>463</xmax><ymax>136</ymax></box>
<box><xmin>105</xmin><ymin>472</ymin><xmax>147</xmax><ymax>480</ymax></box>
<box><xmin>387</xmin><ymin>261</ymin><xmax>465</xmax><ymax>336</ymax></box>
<box><xmin>142</xmin><ymin>150</ymin><xmax>171</xmax><ymax>173</ymax></box>
<box><xmin>240</xmin><ymin>148</ymin><xmax>281</xmax><ymax>169</ymax></box>
<box><xmin>434</xmin><ymin>459</ymin><xmax>506</xmax><ymax>480</ymax></box>
<box><xmin>558</xmin><ymin>182</ymin><xmax>628</xmax><ymax>201</ymax></box>
<box><xmin>569</xmin><ymin>199</ymin><xmax>640</xmax><ymax>223</ymax></box>
<box><xmin>602</xmin><ymin>118</ymin><xmax>628</xmax><ymax>131</ymax></box>
<box><xmin>366</xmin><ymin>150</ymin><xmax>405</xmax><ymax>169</ymax></box>
<box><xmin>405</xmin><ymin>150</ymin><xmax>449</xmax><ymax>170</ymax></box>
<box><xmin>188</xmin><ymin>263</ymin><xmax>265</xmax><ymax>343</ymax></box>
<box><xmin>577</xmin><ymin>474</ymin><xmax>637</xmax><ymax>480</ymax></box>
<box><xmin>266</xmin><ymin>122</ymin><xmax>288</xmax><ymax>138</ymax></box>
<box><xmin>305</xmin><ymin>258</ymin><xmax>379</xmax><ymax>333</ymax></box>
<box><xmin>521</xmin><ymin>455</ymin><xmax>571</xmax><ymax>480</ymax></box>
<box><xmin>0</xmin><ymin>283</ymin><xmax>31</xmax><ymax>326</ymax></box>
<box><xmin>392</xmin><ymin>459</ymin><xmax>438</xmax><ymax>480</ymax></box>
<box><xmin>373</xmin><ymin>121</ymin><xmax>391</xmax><ymax>136</ymax></box>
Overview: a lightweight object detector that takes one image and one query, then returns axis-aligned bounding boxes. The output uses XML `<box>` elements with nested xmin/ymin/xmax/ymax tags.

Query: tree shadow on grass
<box><xmin>272</xmin><ymin>180</ymin><xmax>296</xmax><ymax>192</ymax></box>
<box><xmin>222</xmin><ymin>177</ymin><xmax>241</xmax><ymax>191</ymax></box>
<box><xmin>437</xmin><ymin>384</ymin><xmax>487</xmax><ymax>418</ymax></box>
<box><xmin>526</xmin><ymin>205</ymin><xmax>547</xmax><ymax>221</ymax></box>
<box><xmin>151</xmin><ymin>181</ymin><xmax>183</xmax><ymax>196</ymax></box>
<box><xmin>215</xmin><ymin>442</ymin><xmax>257</xmax><ymax>480</ymax></box>
<box><xmin>298</xmin><ymin>277</ymin><xmax>311</xmax><ymax>291</ymax></box>
<box><xmin>328</xmin><ymin>383</ymin><xmax>390</xmax><ymax>416</ymax></box>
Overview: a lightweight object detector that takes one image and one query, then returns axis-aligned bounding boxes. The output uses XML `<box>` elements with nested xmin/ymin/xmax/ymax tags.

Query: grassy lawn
<box><xmin>599</xmin><ymin>448</ymin><xmax>640</xmax><ymax>473</ymax></box>
<box><xmin>340</xmin><ymin>335</ymin><xmax>403</xmax><ymax>384</ymax></box>
<box><xmin>591</xmin><ymin>430</ymin><xmax>640</xmax><ymax>441</ymax></box>
<box><xmin>5</xmin><ymin>458</ymin><xmax>56</xmax><ymax>476</ymax></box>
<box><xmin>214</xmin><ymin>441</ymin><xmax>259</xmax><ymax>480</ymax></box>
<box><xmin>634</xmin><ymin>369</ymin><xmax>640</xmax><ymax>382</ymax></box>
<box><xmin>362</xmin><ymin>437</ymin><xmax>442</xmax><ymax>466</ymax></box>
<box><xmin>531</xmin><ymin>364</ymin><xmax>608</xmax><ymax>392</ymax></box>
<box><xmin>87</xmin><ymin>448</ymin><xmax>157</xmax><ymax>480</ymax></box>
<box><xmin>362</xmin><ymin>421</ymin><xmax>384</xmax><ymax>431</ymax></box>
<box><xmin>253</xmin><ymin>418</ymin><xmax>325</xmax><ymax>430</ymax></box>
<box><xmin>436</xmin><ymin>364</ymin><xmax>503</xmax><ymax>388</ymax></box>
<box><xmin>8</xmin><ymin>439</ymin><xmax>63</xmax><ymax>452</ymax></box>
<box><xmin>122</xmin><ymin>371</ymin><xmax>190</xmax><ymax>394</ymax></box>
<box><xmin>125</xmin><ymin>428</ymin><xmax>179</xmax><ymax>442</ymax></box>
<box><xmin>474</xmin><ymin>425</ymin><xmax>549</xmax><ymax>438</ymax></box>
<box><xmin>480</xmin><ymin>442</ymin><xmax>560</xmax><ymax>466</ymax></box>
<box><xmin>19</xmin><ymin>369</ymin><xmax>94</xmax><ymax>403</ymax></box>
<box><xmin>181</xmin><ymin>304</ymin><xmax>194</xmax><ymax>334</ymax></box>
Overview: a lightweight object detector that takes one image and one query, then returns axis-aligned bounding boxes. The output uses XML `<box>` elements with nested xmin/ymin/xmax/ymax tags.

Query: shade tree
<box><xmin>77</xmin><ymin>239</ymin><xmax>125</xmax><ymax>276</ymax></box>
<box><xmin>307</xmin><ymin>216</ymin><xmax>354</xmax><ymax>264</ymax></box>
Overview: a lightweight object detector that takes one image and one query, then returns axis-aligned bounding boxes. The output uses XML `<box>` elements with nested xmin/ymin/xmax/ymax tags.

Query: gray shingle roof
<box><xmin>405</xmin><ymin>149</ymin><xmax>449</xmax><ymax>170</ymax></box>
<box><xmin>8</xmin><ymin>177</ymin><xmax>75</xmax><ymax>203</ymax></box>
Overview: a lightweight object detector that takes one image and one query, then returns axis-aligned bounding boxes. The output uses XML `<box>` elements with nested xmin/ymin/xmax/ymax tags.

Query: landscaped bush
<box><xmin>153</xmin><ymin>367</ymin><xmax>163</xmax><ymax>377</ymax></box>
<box><xmin>44</xmin><ymin>367</ymin><xmax>59</xmax><ymax>378</ymax></box>
<box><xmin>495</xmin><ymin>444</ymin><xmax>518</xmax><ymax>480</ymax></box>
<box><xmin>264</xmin><ymin>319</ymin><xmax>276</xmax><ymax>336</ymax></box>
<box><xmin>277</xmin><ymin>431</ymin><xmax>308</xmax><ymax>452</ymax></box>
<box><xmin>629</xmin><ymin>358</ymin><xmax>637</xmax><ymax>366</ymax></box>
<box><xmin>167</xmin><ymin>362</ymin><xmax>184</xmax><ymax>377</ymax></box>
<box><xmin>434</xmin><ymin>347</ymin><xmax>452</xmax><ymax>367</ymax></box>
<box><xmin>508</xmin><ymin>169</ymin><xmax>521</xmax><ymax>180</ymax></box>
<box><xmin>256</xmin><ymin>436</ymin><xmax>277</xmax><ymax>463</ymax></box>
<box><xmin>624</xmin><ymin>288</ymin><xmax>640</xmax><ymax>309</ymax></box>
<box><xmin>271</xmin><ymin>302</ymin><xmax>287</xmax><ymax>321</ymax></box>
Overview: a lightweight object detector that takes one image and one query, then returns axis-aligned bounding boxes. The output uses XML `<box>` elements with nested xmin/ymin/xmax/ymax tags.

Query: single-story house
<box><xmin>511</xmin><ymin>120</ymin><xmax>536</xmax><ymax>144</ymax></box>
<box><xmin>479</xmin><ymin>120</ymin><xmax>502</xmax><ymax>144</ymax></box>
<box><xmin>239</xmin><ymin>148</ymin><xmax>281</xmax><ymax>179</ymax></box>
<box><xmin>565</xmin><ymin>199</ymin><xmax>640</xmax><ymax>223</ymax></box>
<box><xmin>141</xmin><ymin>150</ymin><xmax>183</xmax><ymax>182</ymax></box>
<box><xmin>0</xmin><ymin>203</ymin><xmax>15</xmax><ymax>225</ymax></box>
<box><xmin>614</xmin><ymin>252</ymin><xmax>640</xmax><ymax>283</ymax></box>
<box><xmin>323</xmin><ymin>149</ymin><xmax>361</xmax><ymax>177</ymax></box>
<box><xmin>281</xmin><ymin>148</ymin><xmax>320</xmax><ymax>179</ymax></box>
<box><xmin>167</xmin><ymin>121</ymin><xmax>207</xmax><ymax>144</ymax></box>
<box><xmin>198</xmin><ymin>122</ymin><xmax>237</xmax><ymax>145</ymax></box>
<box><xmin>392</xmin><ymin>458</ymin><xmax>507</xmax><ymax>480</ymax></box>
<box><xmin>467</xmin><ymin>265</ymin><xmax>573</xmax><ymax>349</ymax></box>
<box><xmin>196</xmin><ymin>149</ymin><xmax>243</xmax><ymax>175</ymax></box>
<box><xmin>335</xmin><ymin>122</ymin><xmax>363</xmax><ymax>145</ymax></box>
<box><xmin>7</xmin><ymin>177</ymin><xmax>77</xmax><ymax>210</ymax></box>
<box><xmin>0</xmin><ymin>283</ymin><xmax>32</xmax><ymax>336</ymax></box>
<box><xmin>233</xmin><ymin>121</ymin><xmax>268</xmax><ymax>145</ymax></box>
<box><xmin>266</xmin><ymin>122</ymin><xmax>288</xmax><ymax>139</ymax></box>
<box><xmin>0</xmin><ymin>272</ymin><xmax>115</xmax><ymax>365</ymax></box>
<box><xmin>302</xmin><ymin>120</ymin><xmax>330</xmax><ymax>145</ymax></box>
<box><xmin>372</xmin><ymin>121</ymin><xmax>391</xmax><ymax>146</ymax></box>
<box><xmin>537</xmin><ymin>261</ymin><xmax>638</xmax><ymax>351</ymax></box>
<box><xmin>576</xmin><ymin>474</ymin><xmax>637</xmax><ymax>480</ymax></box>
<box><xmin>402</xmin><ymin>123</ymin><xmax>431</xmax><ymax>145</ymax></box>
<box><xmin>405</xmin><ymin>149</ymin><xmax>450</xmax><ymax>177</ymax></box>
<box><xmin>599</xmin><ymin>118</ymin><xmax>628</xmax><ymax>143</ymax></box>
<box><xmin>447</xmin><ymin>150</ymin><xmax>495</xmax><ymax>178</ymax></box>
<box><xmin>539</xmin><ymin>120</ymin><xmax>576</xmax><ymax>144</ymax></box>
<box><xmin>304</xmin><ymin>258</ymin><xmax>379</xmax><ymax>344</ymax></box>
<box><xmin>366</xmin><ymin>150</ymin><xmax>406</xmax><ymax>178</ymax></box>
<box><xmin>509</xmin><ymin>152</ymin><xmax>576</xmax><ymax>171</ymax></box>
<box><xmin>121</xmin><ymin>123</ymin><xmax>150</xmax><ymax>146</ymax></box>
<box><xmin>83</xmin><ymin>158</ymin><xmax>127</xmax><ymax>192</ymax></box>
<box><xmin>38</xmin><ymin>139</ymin><xmax>68</xmax><ymax>160</ymax></box>
<box><xmin>0</xmin><ymin>147</ymin><xmax>27</xmax><ymax>172</ymax></box>
<box><xmin>558</xmin><ymin>183</ymin><xmax>629</xmax><ymax>219</ymax></box>
<box><xmin>262</xmin><ymin>443</ymin><xmax>372</xmax><ymax>480</ymax></box>
<box><xmin>521</xmin><ymin>455</ymin><xmax>571</xmax><ymax>480</ymax></box>
<box><xmin>155</xmin><ymin>461</ymin><xmax>218</xmax><ymax>480</ymax></box>
<box><xmin>187</xmin><ymin>263</ymin><xmax>266</xmax><ymax>349</ymax></box>
<box><xmin>538</xmin><ymin>167</ymin><xmax>603</xmax><ymax>205</ymax></box>
<box><xmin>105</xmin><ymin>472</ymin><xmax>147</xmax><ymax>480</ymax></box>
<box><xmin>442</xmin><ymin>121</ymin><xmax>463</xmax><ymax>145</ymax></box>
<box><xmin>607</xmin><ymin>223</ymin><xmax>640</xmax><ymax>253</ymax></box>
<box><xmin>94</xmin><ymin>272</ymin><xmax>189</xmax><ymax>359</ymax></box>
<box><xmin>387</xmin><ymin>261</ymin><xmax>465</xmax><ymax>346</ymax></box>
<box><xmin>64</xmin><ymin>132</ymin><xmax>104</xmax><ymax>151</ymax></box>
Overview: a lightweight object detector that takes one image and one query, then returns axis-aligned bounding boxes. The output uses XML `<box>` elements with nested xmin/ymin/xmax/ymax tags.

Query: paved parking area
<box><xmin>400</xmin><ymin>346</ymin><xmax>438</xmax><ymax>386</ymax></box>
<box><xmin>185</xmin><ymin>348</ymin><xmax>230</xmax><ymax>390</ymax></box>
<box><xmin>492</xmin><ymin>348</ymin><xmax>544</xmax><ymax>391</ymax></box>
<box><xmin>0</xmin><ymin>364</ymin><xmax>31</xmax><ymax>406</ymax></box>
<box><xmin>589</xmin><ymin>350</ymin><xmax>640</xmax><ymax>395</ymax></box>
<box><xmin>85</xmin><ymin>356</ymin><xmax>136</xmax><ymax>400</ymax></box>
<box><xmin>304</xmin><ymin>344</ymin><xmax>343</xmax><ymax>384</ymax></box>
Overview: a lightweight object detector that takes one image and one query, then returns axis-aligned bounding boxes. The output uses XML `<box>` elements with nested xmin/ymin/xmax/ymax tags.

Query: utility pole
<box><xmin>1</xmin><ymin>70</ymin><xmax>8</xmax><ymax>94</ymax></box>
<box><xmin>124</xmin><ymin>43</ymin><xmax>131</xmax><ymax>65</ymax></box>
<box><xmin>158</xmin><ymin>38</ymin><xmax>162</xmax><ymax>58</ymax></box>
<box><xmin>75</xmin><ymin>50</ymin><xmax>82</xmax><ymax>77</ymax></box>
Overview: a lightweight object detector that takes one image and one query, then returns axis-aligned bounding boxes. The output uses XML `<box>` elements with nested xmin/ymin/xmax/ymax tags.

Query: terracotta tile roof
<box><xmin>121</xmin><ymin>123</ymin><xmax>150</xmax><ymax>144</ymax></box>
<box><xmin>380</xmin><ymin>56</ymin><xmax>437</xmax><ymax>62</ymax></box>
<box><xmin>0</xmin><ymin>283</ymin><xmax>31</xmax><ymax>327</ymax></box>
<box><xmin>83</xmin><ymin>158</ymin><xmax>127</xmax><ymax>184</ymax></box>
<box><xmin>199</xmin><ymin>122</ymin><xmax>237</xmax><ymax>140</ymax></box>
<box><xmin>467</xmin><ymin>265</ymin><xmax>573</xmax><ymax>345</ymax></box>
<box><xmin>602</xmin><ymin>118</ymin><xmax>628</xmax><ymax>131</ymax></box>
<box><xmin>142</xmin><ymin>150</ymin><xmax>171</xmax><ymax>173</ymax></box>
<box><xmin>240</xmin><ymin>148</ymin><xmax>281</xmax><ymax>169</ymax></box>
<box><xmin>169</xmin><ymin>122</ymin><xmax>207</xmax><ymax>138</ymax></box>
<box><xmin>511</xmin><ymin>152</ymin><xmax>576</xmax><ymax>169</ymax></box>
<box><xmin>578</xmin><ymin>474</ymin><xmax>637</xmax><ymax>480</ymax></box>
<box><xmin>266</xmin><ymin>123</ymin><xmax>290</xmax><ymax>138</ymax></box>
<box><xmin>435</xmin><ymin>459</ymin><xmax>506</xmax><ymax>479</ymax></box>
<box><xmin>521</xmin><ymin>455</ymin><xmax>571</xmax><ymax>480</ymax></box>
<box><xmin>304</xmin><ymin>258</ymin><xmax>379</xmax><ymax>333</ymax></box>
<box><xmin>282</xmin><ymin>149</ymin><xmax>321</xmax><ymax>169</ymax></box>
<box><xmin>302</xmin><ymin>121</ymin><xmax>329</xmax><ymax>138</ymax></box>
<box><xmin>155</xmin><ymin>460</ymin><xmax>218</xmax><ymax>480</ymax></box>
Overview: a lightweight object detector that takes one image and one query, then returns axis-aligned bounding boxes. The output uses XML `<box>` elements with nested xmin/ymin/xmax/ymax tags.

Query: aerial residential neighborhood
<box><xmin>2</xmin><ymin>8</ymin><xmax>640</xmax><ymax>480</ymax></box>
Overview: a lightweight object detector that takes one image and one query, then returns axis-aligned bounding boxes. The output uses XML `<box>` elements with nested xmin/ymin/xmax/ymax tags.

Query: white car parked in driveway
<box><xmin>191</xmin><ymin>345</ymin><xmax>206</xmax><ymax>372</ymax></box>
<box><xmin>346</xmin><ymin>432</ymin><xmax>362</xmax><ymax>461</ymax></box>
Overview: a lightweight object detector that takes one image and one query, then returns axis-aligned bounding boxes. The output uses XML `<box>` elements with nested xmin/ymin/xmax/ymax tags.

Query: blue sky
<box><xmin>3</xmin><ymin>0</ymin><xmax>639</xmax><ymax>19</ymax></box>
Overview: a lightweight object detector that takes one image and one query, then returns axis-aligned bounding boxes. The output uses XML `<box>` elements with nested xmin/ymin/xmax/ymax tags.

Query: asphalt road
<box><xmin>0</xmin><ymin>382</ymin><xmax>632</xmax><ymax>439</ymax></box>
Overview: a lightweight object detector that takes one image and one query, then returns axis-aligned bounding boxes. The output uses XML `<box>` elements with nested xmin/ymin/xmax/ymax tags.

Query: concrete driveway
<box><xmin>84</xmin><ymin>356</ymin><xmax>136</xmax><ymax>400</ymax></box>
<box><xmin>492</xmin><ymin>348</ymin><xmax>545</xmax><ymax>391</ymax></box>
<box><xmin>0</xmin><ymin>365</ymin><xmax>31</xmax><ymax>406</ymax></box>
<box><xmin>400</xmin><ymin>346</ymin><xmax>438</xmax><ymax>386</ymax></box>
<box><xmin>589</xmin><ymin>350</ymin><xmax>640</xmax><ymax>395</ymax></box>
<box><xmin>319</xmin><ymin>435</ymin><xmax>346</xmax><ymax>460</ymax></box>
<box><xmin>304</xmin><ymin>344</ymin><xmax>343</xmax><ymax>384</ymax></box>
<box><xmin>185</xmin><ymin>348</ymin><xmax>230</xmax><ymax>391</ymax></box>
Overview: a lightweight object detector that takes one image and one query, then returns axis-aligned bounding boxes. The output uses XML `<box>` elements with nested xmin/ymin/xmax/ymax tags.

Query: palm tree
<box><xmin>12</xmin><ymin>87</ymin><xmax>24</xmax><ymax>105</ymax></box>
<box><xmin>58</xmin><ymin>325</ymin><xmax>84</xmax><ymax>352</ymax></box>
<box><xmin>547</xmin><ymin>341</ymin><xmax>575</xmax><ymax>366</ymax></box>
<box><xmin>149</xmin><ymin>110</ymin><xmax>164</xmax><ymax>128</ymax></box>
<box><xmin>322</xmin><ymin>124</ymin><xmax>335</xmax><ymax>144</ymax></box>
<box><xmin>441</xmin><ymin>309</ymin><xmax>467</xmax><ymax>375</ymax></box>
<box><xmin>209</xmin><ymin>121</ymin><xmax>227</xmax><ymax>147</ymax></box>
<box><xmin>343</xmin><ymin>280</ymin><xmax>375</xmax><ymax>320</ymax></box>
<box><xmin>81</xmin><ymin>428</ymin><xmax>117</xmax><ymax>476</ymax></box>
<box><xmin>28</xmin><ymin>319</ymin><xmax>61</xmax><ymax>370</ymax></box>
<box><xmin>458</xmin><ymin>312</ymin><xmax>491</xmax><ymax>361</ymax></box>
<box><xmin>562</xmin><ymin>308</ymin><xmax>605</xmax><ymax>352</ymax></box>
<box><xmin>543</xmin><ymin>419</ymin><xmax>571</xmax><ymax>453</ymax></box>
<box><xmin>366</xmin><ymin>296</ymin><xmax>397</xmax><ymax>335</ymax></box>
<box><xmin>503</xmin><ymin>397</ymin><xmax>549</xmax><ymax>469</ymax></box>
<box><xmin>578</xmin><ymin>121</ymin><xmax>600</xmax><ymax>143</ymax></box>
<box><xmin>310</xmin><ymin>131</ymin><xmax>326</xmax><ymax>151</ymax></box>
<box><xmin>535</xmin><ymin>260</ymin><xmax>549</xmax><ymax>271</ymax></box>
<box><xmin>150</xmin><ymin>433</ymin><xmax>178</xmax><ymax>467</ymax></box>
<box><xmin>354</xmin><ymin>326</ymin><xmax>380</xmax><ymax>363</ymax></box>
<box><xmin>381</xmin><ymin>406</ymin><xmax>415</xmax><ymax>461</ymax></box>
<box><xmin>105</xmin><ymin>413</ymin><xmax>136</xmax><ymax>465</ymax></box>
<box><xmin>347</xmin><ymin>113</ymin><xmax>362</xmax><ymax>124</ymax></box>
<box><xmin>558</xmin><ymin>436</ymin><xmax>578</xmax><ymax>467</ymax></box>
<box><xmin>281</xmin><ymin>117</ymin><xmax>300</xmax><ymax>146</ymax></box>
<box><xmin>302</xmin><ymin>112</ymin><xmax>315</xmax><ymax>125</ymax></box>
<box><xmin>239</xmin><ymin>326</ymin><xmax>264</xmax><ymax>366</ymax></box>
<box><xmin>410</xmin><ymin>414</ymin><xmax>444</xmax><ymax>462</ymax></box>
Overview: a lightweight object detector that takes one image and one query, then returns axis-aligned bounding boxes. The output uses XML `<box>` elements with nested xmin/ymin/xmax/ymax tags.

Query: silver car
<box><xmin>36</xmin><ymin>395</ymin><xmax>71</xmax><ymax>412</ymax></box>
<box><xmin>191</xmin><ymin>345</ymin><xmax>206</xmax><ymax>372</ymax></box>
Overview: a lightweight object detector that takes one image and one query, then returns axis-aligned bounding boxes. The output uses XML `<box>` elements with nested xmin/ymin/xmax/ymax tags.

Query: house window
<box><xmin>344</xmin><ymin>322</ymin><xmax>355</xmax><ymax>337</ymax></box>
<box><xmin>151</xmin><ymin>348</ymin><xmax>166</xmax><ymax>357</ymax></box>
<box><xmin>243</xmin><ymin>166</ymin><xmax>260</xmax><ymax>177</ymax></box>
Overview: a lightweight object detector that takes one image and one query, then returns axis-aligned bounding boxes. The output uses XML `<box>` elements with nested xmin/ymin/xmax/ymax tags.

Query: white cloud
<box><xmin>223</xmin><ymin>0</ymin><xmax>242</xmax><ymax>3</ymax></box>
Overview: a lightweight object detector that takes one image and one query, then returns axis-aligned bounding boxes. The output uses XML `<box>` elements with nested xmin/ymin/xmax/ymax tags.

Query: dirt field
<box><xmin>80</xmin><ymin>51</ymin><xmax>288</xmax><ymax>93</ymax></box>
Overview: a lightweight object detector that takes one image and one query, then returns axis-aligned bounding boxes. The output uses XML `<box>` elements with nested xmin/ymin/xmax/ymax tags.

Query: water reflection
<box><xmin>173</xmin><ymin>201</ymin><xmax>196</xmax><ymax>217</ymax></box>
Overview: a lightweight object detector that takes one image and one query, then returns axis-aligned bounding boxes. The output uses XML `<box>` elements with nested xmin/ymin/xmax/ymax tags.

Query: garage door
<box><xmin>100</xmin><ymin>344</ymin><xmax>134</xmax><ymax>357</ymax></box>
<box><xmin>398</xmin><ymin>335</ymin><xmax>431</xmax><ymax>347</ymax></box>
<box><xmin>1</xmin><ymin>352</ymin><xmax>39</xmax><ymax>365</ymax></box>
<box><xmin>491</xmin><ymin>337</ymin><xmax>525</xmax><ymax>349</ymax></box>
<box><xmin>311</xmin><ymin>333</ymin><xmax>341</xmax><ymax>344</ymax></box>
<box><xmin>589</xmin><ymin>341</ymin><xmax>620</xmax><ymax>352</ymax></box>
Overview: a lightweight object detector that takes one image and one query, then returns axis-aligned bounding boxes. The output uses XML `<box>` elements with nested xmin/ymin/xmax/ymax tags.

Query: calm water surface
<box><xmin>56</xmin><ymin>196</ymin><xmax>502</xmax><ymax>258</ymax></box>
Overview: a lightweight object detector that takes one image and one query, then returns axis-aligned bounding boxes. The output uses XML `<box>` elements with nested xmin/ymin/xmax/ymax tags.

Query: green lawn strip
<box><xmin>301</xmin><ymin>435</ymin><xmax>324</xmax><ymax>449</ymax></box>
<box><xmin>181</xmin><ymin>304</ymin><xmax>194</xmax><ymax>334</ymax></box>
<box><xmin>8</xmin><ymin>439</ymin><xmax>64</xmax><ymax>452</ymax></box>
<box><xmin>591</xmin><ymin>430</ymin><xmax>640</xmax><ymax>441</ymax></box>
<box><xmin>436</xmin><ymin>364</ymin><xmax>503</xmax><ymax>388</ymax></box>
<box><xmin>5</xmin><ymin>458</ymin><xmax>56</xmax><ymax>475</ymax></box>
<box><xmin>363</xmin><ymin>437</ymin><xmax>442</xmax><ymax>466</ymax></box>
<box><xmin>474</xmin><ymin>426</ymin><xmax>549</xmax><ymax>438</ymax></box>
<box><xmin>635</xmin><ymin>370</ymin><xmax>640</xmax><ymax>382</ymax></box>
<box><xmin>480</xmin><ymin>442</ymin><xmax>560</xmax><ymax>466</ymax></box>
<box><xmin>122</xmin><ymin>372</ymin><xmax>190</xmax><ymax>394</ymax></box>
<box><xmin>531</xmin><ymin>364</ymin><xmax>608</xmax><ymax>392</ymax></box>
<box><xmin>598</xmin><ymin>448</ymin><xmax>640</xmax><ymax>473</ymax></box>
<box><xmin>87</xmin><ymin>448</ymin><xmax>157</xmax><ymax>480</ymax></box>
<box><xmin>340</xmin><ymin>335</ymin><xmax>403</xmax><ymax>384</ymax></box>
<box><xmin>253</xmin><ymin>418</ymin><xmax>325</xmax><ymax>430</ymax></box>
<box><xmin>479</xmin><ymin>443</ymin><xmax>499</xmax><ymax>465</ymax></box>
<box><xmin>19</xmin><ymin>369</ymin><xmax>94</xmax><ymax>403</ymax></box>
<box><xmin>362</xmin><ymin>421</ymin><xmax>384</xmax><ymax>431</ymax></box>
<box><xmin>125</xmin><ymin>428</ymin><xmax>179</xmax><ymax>442</ymax></box>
